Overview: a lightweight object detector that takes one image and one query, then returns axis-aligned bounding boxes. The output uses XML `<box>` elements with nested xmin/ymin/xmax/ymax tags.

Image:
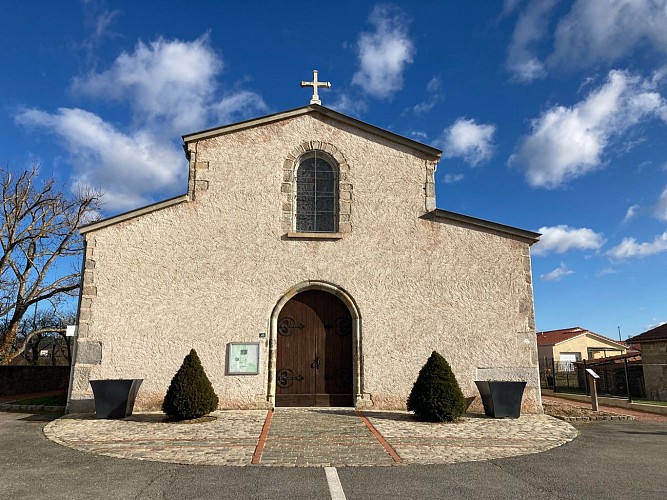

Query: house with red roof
<box><xmin>536</xmin><ymin>327</ymin><xmax>627</xmax><ymax>370</ymax></box>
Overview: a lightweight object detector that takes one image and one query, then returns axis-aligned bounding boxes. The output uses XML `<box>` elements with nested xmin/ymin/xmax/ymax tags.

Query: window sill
<box><xmin>286</xmin><ymin>232</ymin><xmax>344</xmax><ymax>240</ymax></box>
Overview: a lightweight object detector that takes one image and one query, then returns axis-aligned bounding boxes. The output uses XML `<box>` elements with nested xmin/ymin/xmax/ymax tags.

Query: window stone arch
<box><xmin>281</xmin><ymin>141</ymin><xmax>352</xmax><ymax>234</ymax></box>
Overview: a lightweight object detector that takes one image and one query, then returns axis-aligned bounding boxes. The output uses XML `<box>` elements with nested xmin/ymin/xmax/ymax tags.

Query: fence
<box><xmin>0</xmin><ymin>366</ymin><xmax>70</xmax><ymax>396</ymax></box>
<box><xmin>539</xmin><ymin>355</ymin><xmax>667</xmax><ymax>403</ymax></box>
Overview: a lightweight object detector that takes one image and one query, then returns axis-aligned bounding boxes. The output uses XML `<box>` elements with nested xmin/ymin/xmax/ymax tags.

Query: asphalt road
<box><xmin>1</xmin><ymin>411</ymin><xmax>665</xmax><ymax>500</ymax></box>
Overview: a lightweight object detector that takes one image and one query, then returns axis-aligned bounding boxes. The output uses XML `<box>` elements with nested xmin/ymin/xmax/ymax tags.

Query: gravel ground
<box><xmin>542</xmin><ymin>395</ymin><xmax>667</xmax><ymax>422</ymax></box>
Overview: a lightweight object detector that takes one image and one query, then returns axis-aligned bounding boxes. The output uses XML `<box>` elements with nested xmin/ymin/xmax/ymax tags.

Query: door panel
<box><xmin>276</xmin><ymin>290</ymin><xmax>353</xmax><ymax>407</ymax></box>
<box><xmin>276</xmin><ymin>300</ymin><xmax>316</xmax><ymax>405</ymax></box>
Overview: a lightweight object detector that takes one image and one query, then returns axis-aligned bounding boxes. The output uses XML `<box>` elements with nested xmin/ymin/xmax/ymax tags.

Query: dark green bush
<box><xmin>407</xmin><ymin>350</ymin><xmax>467</xmax><ymax>422</ymax></box>
<box><xmin>162</xmin><ymin>349</ymin><xmax>219</xmax><ymax>421</ymax></box>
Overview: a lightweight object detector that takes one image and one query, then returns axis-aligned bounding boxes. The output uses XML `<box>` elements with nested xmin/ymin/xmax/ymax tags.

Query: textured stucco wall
<box><xmin>641</xmin><ymin>341</ymin><xmax>667</xmax><ymax>401</ymax></box>
<box><xmin>70</xmin><ymin>113</ymin><xmax>541</xmax><ymax>413</ymax></box>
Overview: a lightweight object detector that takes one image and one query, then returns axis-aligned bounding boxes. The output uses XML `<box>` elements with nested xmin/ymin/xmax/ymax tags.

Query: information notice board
<box><xmin>227</xmin><ymin>342</ymin><xmax>260</xmax><ymax>375</ymax></box>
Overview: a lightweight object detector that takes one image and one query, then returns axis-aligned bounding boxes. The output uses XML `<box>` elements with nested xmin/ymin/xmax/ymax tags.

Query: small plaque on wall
<box><xmin>227</xmin><ymin>342</ymin><xmax>260</xmax><ymax>375</ymax></box>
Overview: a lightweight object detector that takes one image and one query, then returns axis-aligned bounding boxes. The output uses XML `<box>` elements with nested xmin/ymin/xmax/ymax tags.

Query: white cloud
<box><xmin>73</xmin><ymin>35</ymin><xmax>222</xmax><ymax>136</ymax></box>
<box><xmin>596</xmin><ymin>267</ymin><xmax>617</xmax><ymax>277</ymax></box>
<box><xmin>646</xmin><ymin>320</ymin><xmax>667</xmax><ymax>330</ymax></box>
<box><xmin>623</xmin><ymin>204</ymin><xmax>640</xmax><ymax>223</ymax></box>
<box><xmin>352</xmin><ymin>5</ymin><xmax>414</xmax><ymax>99</ymax></box>
<box><xmin>510</xmin><ymin>70</ymin><xmax>667</xmax><ymax>188</ymax></box>
<box><xmin>506</xmin><ymin>1</ymin><xmax>667</xmax><ymax>79</ymax></box>
<box><xmin>329</xmin><ymin>93</ymin><xmax>368</xmax><ymax>116</ymax></box>
<box><xmin>607</xmin><ymin>232</ymin><xmax>667</xmax><ymax>260</ymax></box>
<box><xmin>409</xmin><ymin>131</ymin><xmax>428</xmax><ymax>140</ymax></box>
<box><xmin>80</xmin><ymin>0</ymin><xmax>121</xmax><ymax>64</ymax></box>
<box><xmin>655</xmin><ymin>187</ymin><xmax>667</xmax><ymax>221</ymax></box>
<box><xmin>502</xmin><ymin>0</ymin><xmax>526</xmax><ymax>17</ymax></box>
<box><xmin>213</xmin><ymin>91</ymin><xmax>267</xmax><ymax>125</ymax></box>
<box><xmin>550</xmin><ymin>0</ymin><xmax>667</xmax><ymax>69</ymax></box>
<box><xmin>443</xmin><ymin>173</ymin><xmax>464</xmax><ymax>184</ymax></box>
<box><xmin>439</xmin><ymin>118</ymin><xmax>496</xmax><ymax>166</ymax></box>
<box><xmin>540</xmin><ymin>262</ymin><xmax>574</xmax><ymax>281</ymax></box>
<box><xmin>17</xmin><ymin>36</ymin><xmax>267</xmax><ymax>213</ymax></box>
<box><xmin>16</xmin><ymin>107</ymin><xmax>184</xmax><ymax>212</ymax></box>
<box><xmin>506</xmin><ymin>0</ymin><xmax>558</xmax><ymax>82</ymax></box>
<box><xmin>532</xmin><ymin>225</ymin><xmax>606</xmax><ymax>256</ymax></box>
<box><xmin>405</xmin><ymin>77</ymin><xmax>441</xmax><ymax>115</ymax></box>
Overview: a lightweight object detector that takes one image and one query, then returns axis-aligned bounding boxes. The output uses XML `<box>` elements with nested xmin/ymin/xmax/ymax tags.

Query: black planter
<box><xmin>90</xmin><ymin>379</ymin><xmax>143</xmax><ymax>419</ymax></box>
<box><xmin>475</xmin><ymin>381</ymin><xmax>526</xmax><ymax>418</ymax></box>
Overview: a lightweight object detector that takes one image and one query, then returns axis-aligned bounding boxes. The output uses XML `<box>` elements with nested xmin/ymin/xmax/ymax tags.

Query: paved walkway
<box><xmin>44</xmin><ymin>408</ymin><xmax>578</xmax><ymax>467</ymax></box>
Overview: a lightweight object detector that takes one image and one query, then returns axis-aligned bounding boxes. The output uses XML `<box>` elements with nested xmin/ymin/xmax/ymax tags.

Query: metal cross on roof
<box><xmin>300</xmin><ymin>69</ymin><xmax>331</xmax><ymax>105</ymax></box>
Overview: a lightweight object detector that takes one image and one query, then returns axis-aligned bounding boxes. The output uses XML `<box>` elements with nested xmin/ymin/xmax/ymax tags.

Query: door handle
<box><xmin>311</xmin><ymin>357</ymin><xmax>320</xmax><ymax>370</ymax></box>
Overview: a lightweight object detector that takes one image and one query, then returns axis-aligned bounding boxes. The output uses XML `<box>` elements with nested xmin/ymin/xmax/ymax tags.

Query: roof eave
<box><xmin>79</xmin><ymin>194</ymin><xmax>189</xmax><ymax>234</ymax></box>
<box><xmin>182</xmin><ymin>104</ymin><xmax>442</xmax><ymax>159</ymax></box>
<box><xmin>543</xmin><ymin>331</ymin><xmax>627</xmax><ymax>348</ymax></box>
<box><xmin>423</xmin><ymin>209</ymin><xmax>541</xmax><ymax>244</ymax></box>
<box><xmin>626</xmin><ymin>336</ymin><xmax>667</xmax><ymax>343</ymax></box>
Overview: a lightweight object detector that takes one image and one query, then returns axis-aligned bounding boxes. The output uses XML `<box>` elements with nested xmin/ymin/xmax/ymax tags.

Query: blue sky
<box><xmin>1</xmin><ymin>1</ymin><xmax>666</xmax><ymax>339</ymax></box>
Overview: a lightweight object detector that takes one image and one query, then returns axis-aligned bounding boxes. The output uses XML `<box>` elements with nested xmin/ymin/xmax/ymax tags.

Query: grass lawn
<box><xmin>9</xmin><ymin>394</ymin><xmax>67</xmax><ymax>406</ymax></box>
<box><xmin>633</xmin><ymin>398</ymin><xmax>667</xmax><ymax>407</ymax></box>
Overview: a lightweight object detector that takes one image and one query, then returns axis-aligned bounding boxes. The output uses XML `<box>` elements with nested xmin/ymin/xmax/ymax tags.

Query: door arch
<box><xmin>268</xmin><ymin>281</ymin><xmax>361</xmax><ymax>407</ymax></box>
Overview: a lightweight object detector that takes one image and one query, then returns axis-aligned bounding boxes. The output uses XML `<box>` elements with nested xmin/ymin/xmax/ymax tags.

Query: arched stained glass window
<box><xmin>295</xmin><ymin>153</ymin><xmax>338</xmax><ymax>232</ymax></box>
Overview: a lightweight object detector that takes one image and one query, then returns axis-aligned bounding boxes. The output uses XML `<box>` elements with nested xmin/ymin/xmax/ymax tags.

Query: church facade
<box><xmin>68</xmin><ymin>104</ymin><xmax>542</xmax><ymax>413</ymax></box>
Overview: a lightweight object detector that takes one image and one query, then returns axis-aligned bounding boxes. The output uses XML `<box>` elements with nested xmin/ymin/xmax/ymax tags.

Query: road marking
<box><xmin>324</xmin><ymin>467</ymin><xmax>347</xmax><ymax>500</ymax></box>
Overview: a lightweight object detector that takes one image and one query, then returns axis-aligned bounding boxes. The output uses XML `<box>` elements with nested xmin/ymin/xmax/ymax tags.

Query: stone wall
<box><xmin>70</xmin><ymin>112</ymin><xmax>541</xmax><ymax>413</ymax></box>
<box><xmin>641</xmin><ymin>341</ymin><xmax>667</xmax><ymax>401</ymax></box>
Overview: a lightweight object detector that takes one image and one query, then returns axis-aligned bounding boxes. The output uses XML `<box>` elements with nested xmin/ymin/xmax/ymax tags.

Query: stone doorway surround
<box><xmin>268</xmin><ymin>281</ymin><xmax>367</xmax><ymax>408</ymax></box>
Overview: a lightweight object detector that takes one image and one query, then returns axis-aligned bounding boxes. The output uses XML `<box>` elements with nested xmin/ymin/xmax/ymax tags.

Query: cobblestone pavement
<box><xmin>260</xmin><ymin>408</ymin><xmax>393</xmax><ymax>467</ymax></box>
<box><xmin>44</xmin><ymin>408</ymin><xmax>578</xmax><ymax>467</ymax></box>
<box><xmin>44</xmin><ymin>410</ymin><xmax>267</xmax><ymax>466</ymax></box>
<box><xmin>364</xmin><ymin>410</ymin><xmax>578</xmax><ymax>464</ymax></box>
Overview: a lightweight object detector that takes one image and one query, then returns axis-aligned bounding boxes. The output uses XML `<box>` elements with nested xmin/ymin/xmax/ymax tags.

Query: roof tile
<box><xmin>626</xmin><ymin>323</ymin><xmax>667</xmax><ymax>343</ymax></box>
<box><xmin>536</xmin><ymin>327</ymin><xmax>625</xmax><ymax>347</ymax></box>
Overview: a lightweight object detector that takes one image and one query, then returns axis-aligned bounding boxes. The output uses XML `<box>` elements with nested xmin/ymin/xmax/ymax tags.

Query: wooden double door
<box><xmin>276</xmin><ymin>290</ymin><xmax>353</xmax><ymax>406</ymax></box>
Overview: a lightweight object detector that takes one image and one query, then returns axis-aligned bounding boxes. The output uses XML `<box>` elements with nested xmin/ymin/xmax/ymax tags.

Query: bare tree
<box><xmin>4</xmin><ymin>309</ymin><xmax>77</xmax><ymax>366</ymax></box>
<box><xmin>0</xmin><ymin>167</ymin><xmax>100</xmax><ymax>365</ymax></box>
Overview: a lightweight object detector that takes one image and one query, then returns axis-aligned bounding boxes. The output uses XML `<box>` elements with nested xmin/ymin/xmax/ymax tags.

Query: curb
<box><xmin>553</xmin><ymin>414</ymin><xmax>634</xmax><ymax>422</ymax></box>
<box><xmin>0</xmin><ymin>403</ymin><xmax>65</xmax><ymax>413</ymax></box>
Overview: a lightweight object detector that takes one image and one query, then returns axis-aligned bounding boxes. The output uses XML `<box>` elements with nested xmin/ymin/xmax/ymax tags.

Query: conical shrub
<box><xmin>407</xmin><ymin>350</ymin><xmax>467</xmax><ymax>422</ymax></box>
<box><xmin>162</xmin><ymin>349</ymin><xmax>219</xmax><ymax>421</ymax></box>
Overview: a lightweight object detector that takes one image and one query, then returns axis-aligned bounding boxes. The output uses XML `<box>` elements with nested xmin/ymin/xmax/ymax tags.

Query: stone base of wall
<box><xmin>68</xmin><ymin>398</ymin><xmax>95</xmax><ymax>414</ymax></box>
<box><xmin>368</xmin><ymin>389</ymin><xmax>542</xmax><ymax>414</ymax></box>
<box><xmin>70</xmin><ymin>388</ymin><xmax>543</xmax><ymax>414</ymax></box>
<box><xmin>70</xmin><ymin>392</ymin><xmax>273</xmax><ymax>414</ymax></box>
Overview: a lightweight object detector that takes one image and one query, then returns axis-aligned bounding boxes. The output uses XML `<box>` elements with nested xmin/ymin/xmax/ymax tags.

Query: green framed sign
<box><xmin>227</xmin><ymin>342</ymin><xmax>260</xmax><ymax>375</ymax></box>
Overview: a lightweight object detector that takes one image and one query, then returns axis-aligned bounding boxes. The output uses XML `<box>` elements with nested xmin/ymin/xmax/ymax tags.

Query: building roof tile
<box><xmin>536</xmin><ymin>327</ymin><xmax>626</xmax><ymax>348</ymax></box>
<box><xmin>626</xmin><ymin>323</ymin><xmax>667</xmax><ymax>343</ymax></box>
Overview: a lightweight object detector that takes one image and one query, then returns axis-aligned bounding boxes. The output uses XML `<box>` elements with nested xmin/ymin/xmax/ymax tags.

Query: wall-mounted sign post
<box><xmin>586</xmin><ymin>368</ymin><xmax>600</xmax><ymax>411</ymax></box>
